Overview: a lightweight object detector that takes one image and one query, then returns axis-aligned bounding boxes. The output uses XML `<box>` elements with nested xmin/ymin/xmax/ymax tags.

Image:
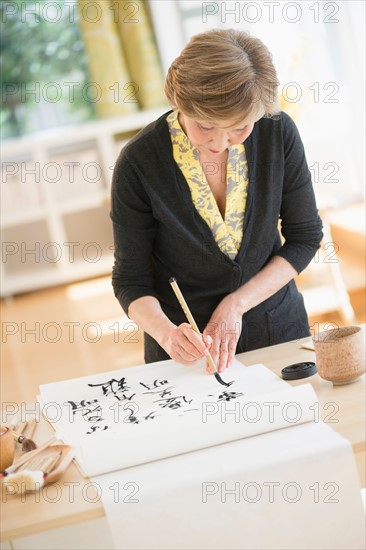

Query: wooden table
<box><xmin>1</xmin><ymin>335</ymin><xmax>365</xmax><ymax>545</ymax></box>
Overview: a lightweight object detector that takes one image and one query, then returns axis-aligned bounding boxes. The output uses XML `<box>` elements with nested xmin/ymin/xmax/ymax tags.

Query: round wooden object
<box><xmin>313</xmin><ymin>326</ymin><xmax>366</xmax><ymax>385</ymax></box>
<box><xmin>0</xmin><ymin>426</ymin><xmax>15</xmax><ymax>471</ymax></box>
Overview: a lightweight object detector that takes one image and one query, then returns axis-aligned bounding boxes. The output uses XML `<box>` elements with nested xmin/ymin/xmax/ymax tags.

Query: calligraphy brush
<box><xmin>0</xmin><ymin>435</ymin><xmax>58</xmax><ymax>476</ymax></box>
<box><xmin>169</xmin><ymin>277</ymin><xmax>230</xmax><ymax>387</ymax></box>
<box><xmin>2</xmin><ymin>451</ymin><xmax>62</xmax><ymax>494</ymax></box>
<box><xmin>12</xmin><ymin>431</ymin><xmax>37</xmax><ymax>452</ymax></box>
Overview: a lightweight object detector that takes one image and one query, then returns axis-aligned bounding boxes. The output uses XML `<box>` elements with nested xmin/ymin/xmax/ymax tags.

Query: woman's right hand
<box><xmin>128</xmin><ymin>297</ymin><xmax>211</xmax><ymax>366</ymax></box>
<box><xmin>162</xmin><ymin>323</ymin><xmax>210</xmax><ymax>365</ymax></box>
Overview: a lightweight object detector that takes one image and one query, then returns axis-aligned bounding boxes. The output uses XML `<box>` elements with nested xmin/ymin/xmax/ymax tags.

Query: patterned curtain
<box><xmin>77</xmin><ymin>0</ymin><xmax>166</xmax><ymax>117</ymax></box>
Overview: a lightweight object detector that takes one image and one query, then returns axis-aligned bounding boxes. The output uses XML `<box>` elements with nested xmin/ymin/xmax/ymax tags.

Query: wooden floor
<box><xmin>1</xmin><ymin>276</ymin><xmax>145</xmax><ymax>406</ymax></box>
<box><xmin>1</xmin><ymin>275</ymin><xmax>365</xmax><ymax>406</ymax></box>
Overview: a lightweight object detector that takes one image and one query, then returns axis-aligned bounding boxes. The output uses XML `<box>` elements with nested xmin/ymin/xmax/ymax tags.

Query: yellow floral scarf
<box><xmin>166</xmin><ymin>111</ymin><xmax>249</xmax><ymax>259</ymax></box>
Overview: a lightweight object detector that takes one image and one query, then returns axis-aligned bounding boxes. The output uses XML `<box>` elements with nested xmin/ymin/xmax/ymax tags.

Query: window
<box><xmin>1</xmin><ymin>0</ymin><xmax>95</xmax><ymax>139</ymax></box>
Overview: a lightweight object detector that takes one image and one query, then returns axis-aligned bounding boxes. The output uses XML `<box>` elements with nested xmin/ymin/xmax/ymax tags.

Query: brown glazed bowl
<box><xmin>0</xmin><ymin>426</ymin><xmax>15</xmax><ymax>471</ymax></box>
<box><xmin>313</xmin><ymin>326</ymin><xmax>366</xmax><ymax>385</ymax></box>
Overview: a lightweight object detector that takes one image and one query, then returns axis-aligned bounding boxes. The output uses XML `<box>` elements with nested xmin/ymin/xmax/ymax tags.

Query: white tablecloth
<box><xmin>95</xmin><ymin>421</ymin><xmax>365</xmax><ymax>549</ymax></box>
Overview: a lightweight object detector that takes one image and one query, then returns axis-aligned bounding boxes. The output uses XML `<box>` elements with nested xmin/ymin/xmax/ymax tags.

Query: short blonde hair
<box><xmin>165</xmin><ymin>29</ymin><xmax>280</xmax><ymax>125</ymax></box>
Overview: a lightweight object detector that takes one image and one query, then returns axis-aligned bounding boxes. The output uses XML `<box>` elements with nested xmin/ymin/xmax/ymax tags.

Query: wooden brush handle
<box><xmin>169</xmin><ymin>278</ymin><xmax>201</xmax><ymax>333</ymax></box>
<box><xmin>25</xmin><ymin>419</ymin><xmax>37</xmax><ymax>439</ymax></box>
<box><xmin>9</xmin><ymin>436</ymin><xmax>58</xmax><ymax>471</ymax></box>
<box><xmin>169</xmin><ymin>277</ymin><xmax>218</xmax><ymax>374</ymax></box>
<box><xmin>205</xmin><ymin>350</ymin><xmax>220</xmax><ymax>376</ymax></box>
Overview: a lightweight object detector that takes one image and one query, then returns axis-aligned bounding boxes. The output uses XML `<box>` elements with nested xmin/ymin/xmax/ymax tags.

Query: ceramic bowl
<box><xmin>313</xmin><ymin>326</ymin><xmax>365</xmax><ymax>385</ymax></box>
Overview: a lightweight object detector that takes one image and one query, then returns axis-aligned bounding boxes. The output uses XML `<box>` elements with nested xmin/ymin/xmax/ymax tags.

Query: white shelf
<box><xmin>1</xmin><ymin>107</ymin><xmax>167</xmax><ymax>157</ymax></box>
<box><xmin>1</xmin><ymin>207</ymin><xmax>48</xmax><ymax>228</ymax></box>
<box><xmin>1</xmin><ymin>255</ymin><xmax>115</xmax><ymax>297</ymax></box>
<box><xmin>0</xmin><ymin>107</ymin><xmax>168</xmax><ymax>296</ymax></box>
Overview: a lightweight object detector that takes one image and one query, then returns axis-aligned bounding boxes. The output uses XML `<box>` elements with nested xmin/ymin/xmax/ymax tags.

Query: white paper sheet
<box><xmin>40</xmin><ymin>359</ymin><xmax>313</xmax><ymax>475</ymax></box>
<box><xmin>79</xmin><ymin>382</ymin><xmax>318</xmax><ymax>475</ymax></box>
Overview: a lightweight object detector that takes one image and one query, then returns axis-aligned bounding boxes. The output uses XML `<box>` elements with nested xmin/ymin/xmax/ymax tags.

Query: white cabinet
<box><xmin>1</xmin><ymin>107</ymin><xmax>167</xmax><ymax>297</ymax></box>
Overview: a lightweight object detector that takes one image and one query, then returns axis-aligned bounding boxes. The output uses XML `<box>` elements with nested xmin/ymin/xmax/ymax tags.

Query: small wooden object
<box><xmin>0</xmin><ymin>427</ymin><xmax>15</xmax><ymax>471</ymax></box>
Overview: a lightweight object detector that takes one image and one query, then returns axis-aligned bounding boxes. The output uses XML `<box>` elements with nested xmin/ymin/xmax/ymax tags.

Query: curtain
<box><xmin>77</xmin><ymin>0</ymin><xmax>166</xmax><ymax>117</ymax></box>
<box><xmin>116</xmin><ymin>0</ymin><xmax>166</xmax><ymax>109</ymax></box>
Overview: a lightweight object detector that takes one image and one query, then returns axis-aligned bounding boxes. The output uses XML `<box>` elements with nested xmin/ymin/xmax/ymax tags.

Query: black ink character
<box><xmin>88</xmin><ymin>378</ymin><xmax>135</xmax><ymax>401</ymax></box>
<box><xmin>217</xmin><ymin>391</ymin><xmax>244</xmax><ymax>402</ymax></box>
<box><xmin>139</xmin><ymin>379</ymin><xmax>169</xmax><ymax>391</ymax></box>
<box><xmin>153</xmin><ymin>395</ymin><xmax>193</xmax><ymax>409</ymax></box>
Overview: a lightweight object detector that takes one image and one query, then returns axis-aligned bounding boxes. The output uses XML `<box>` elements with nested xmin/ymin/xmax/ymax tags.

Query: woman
<box><xmin>111</xmin><ymin>29</ymin><xmax>323</xmax><ymax>374</ymax></box>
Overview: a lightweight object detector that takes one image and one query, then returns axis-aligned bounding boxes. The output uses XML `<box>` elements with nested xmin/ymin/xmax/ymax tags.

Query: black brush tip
<box><xmin>214</xmin><ymin>372</ymin><xmax>231</xmax><ymax>387</ymax></box>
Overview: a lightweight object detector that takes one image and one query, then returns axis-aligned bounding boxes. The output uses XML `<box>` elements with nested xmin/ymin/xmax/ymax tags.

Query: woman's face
<box><xmin>178</xmin><ymin>112</ymin><xmax>256</xmax><ymax>157</ymax></box>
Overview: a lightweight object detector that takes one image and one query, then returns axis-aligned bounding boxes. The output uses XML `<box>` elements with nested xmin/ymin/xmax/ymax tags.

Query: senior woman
<box><xmin>111</xmin><ymin>28</ymin><xmax>323</xmax><ymax>374</ymax></box>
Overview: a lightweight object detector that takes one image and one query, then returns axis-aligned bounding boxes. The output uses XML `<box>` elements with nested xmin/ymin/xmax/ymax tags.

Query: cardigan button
<box><xmin>233</xmin><ymin>265</ymin><xmax>240</xmax><ymax>272</ymax></box>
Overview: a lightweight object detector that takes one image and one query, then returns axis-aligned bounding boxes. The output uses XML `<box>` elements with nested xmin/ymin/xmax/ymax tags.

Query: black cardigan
<box><xmin>111</xmin><ymin>111</ymin><xmax>323</xmax><ymax>362</ymax></box>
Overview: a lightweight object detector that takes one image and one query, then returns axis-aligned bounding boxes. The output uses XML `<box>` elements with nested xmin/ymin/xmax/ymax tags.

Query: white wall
<box><xmin>149</xmin><ymin>0</ymin><xmax>365</xmax><ymax>205</ymax></box>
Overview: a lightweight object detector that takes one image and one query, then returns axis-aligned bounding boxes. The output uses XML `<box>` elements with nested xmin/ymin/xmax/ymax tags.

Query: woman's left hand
<box><xmin>203</xmin><ymin>293</ymin><xmax>243</xmax><ymax>374</ymax></box>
